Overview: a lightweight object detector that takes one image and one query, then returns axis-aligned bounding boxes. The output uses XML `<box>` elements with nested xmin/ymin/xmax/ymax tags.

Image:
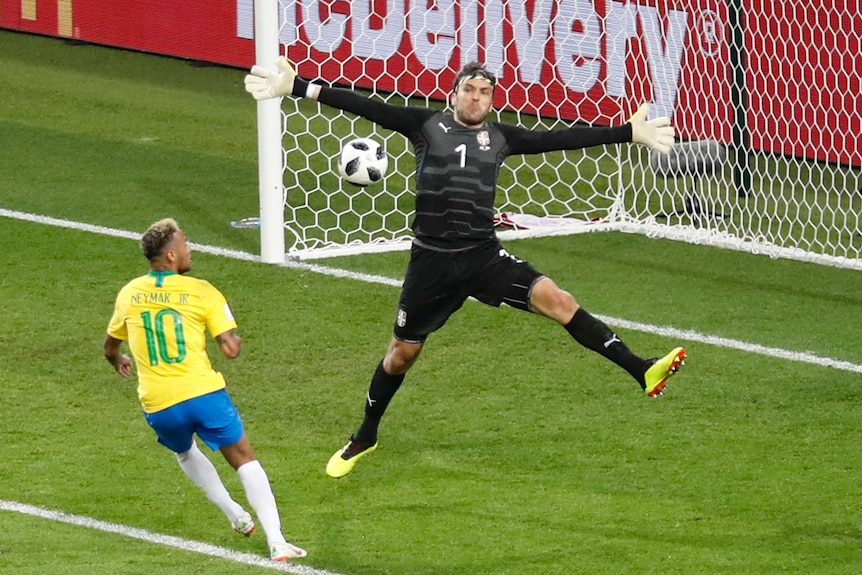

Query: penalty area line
<box><xmin>2</xmin><ymin>208</ymin><xmax>860</xmax><ymax>374</ymax></box>
<box><xmin>0</xmin><ymin>500</ymin><xmax>345</xmax><ymax>575</ymax></box>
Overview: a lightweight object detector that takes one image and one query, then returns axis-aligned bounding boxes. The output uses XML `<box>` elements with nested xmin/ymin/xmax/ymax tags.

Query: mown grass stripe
<box><xmin>3</xmin><ymin>206</ymin><xmax>860</xmax><ymax>377</ymax></box>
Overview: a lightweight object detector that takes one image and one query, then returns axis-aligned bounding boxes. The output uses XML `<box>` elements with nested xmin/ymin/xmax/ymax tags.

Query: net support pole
<box><xmin>728</xmin><ymin>0</ymin><xmax>752</xmax><ymax>198</ymax></box>
<box><xmin>253</xmin><ymin>0</ymin><xmax>285</xmax><ymax>263</ymax></box>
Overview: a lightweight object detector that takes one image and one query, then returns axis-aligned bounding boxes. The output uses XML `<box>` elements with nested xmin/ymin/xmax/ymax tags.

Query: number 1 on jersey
<box><xmin>455</xmin><ymin>144</ymin><xmax>466</xmax><ymax>167</ymax></box>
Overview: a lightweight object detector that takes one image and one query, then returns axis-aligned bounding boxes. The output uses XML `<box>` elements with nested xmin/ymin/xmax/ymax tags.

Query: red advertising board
<box><xmin>0</xmin><ymin>0</ymin><xmax>252</xmax><ymax>64</ymax></box>
<box><xmin>1</xmin><ymin>0</ymin><xmax>858</xmax><ymax>166</ymax></box>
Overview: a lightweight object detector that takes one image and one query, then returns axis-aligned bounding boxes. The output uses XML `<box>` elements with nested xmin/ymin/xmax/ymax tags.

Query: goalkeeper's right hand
<box><xmin>244</xmin><ymin>56</ymin><xmax>298</xmax><ymax>100</ymax></box>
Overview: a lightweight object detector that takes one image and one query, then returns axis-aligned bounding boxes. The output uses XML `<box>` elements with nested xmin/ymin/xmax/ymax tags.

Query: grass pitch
<box><xmin>1</xmin><ymin>29</ymin><xmax>860</xmax><ymax>575</ymax></box>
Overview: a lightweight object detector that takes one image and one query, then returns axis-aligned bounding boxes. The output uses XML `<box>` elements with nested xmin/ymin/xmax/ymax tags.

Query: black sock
<box><xmin>564</xmin><ymin>308</ymin><xmax>649</xmax><ymax>386</ymax></box>
<box><xmin>354</xmin><ymin>360</ymin><xmax>405</xmax><ymax>443</ymax></box>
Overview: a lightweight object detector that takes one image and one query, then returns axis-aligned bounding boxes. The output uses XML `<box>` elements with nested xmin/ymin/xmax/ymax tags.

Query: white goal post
<box><xmin>252</xmin><ymin>0</ymin><xmax>861</xmax><ymax>270</ymax></box>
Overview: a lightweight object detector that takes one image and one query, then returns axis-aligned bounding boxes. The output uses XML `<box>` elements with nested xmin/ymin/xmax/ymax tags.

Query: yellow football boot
<box><xmin>326</xmin><ymin>436</ymin><xmax>378</xmax><ymax>478</ymax></box>
<box><xmin>644</xmin><ymin>347</ymin><xmax>687</xmax><ymax>397</ymax></box>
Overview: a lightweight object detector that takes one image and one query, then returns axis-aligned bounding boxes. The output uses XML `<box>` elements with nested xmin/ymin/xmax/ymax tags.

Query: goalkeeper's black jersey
<box><xmin>317</xmin><ymin>86</ymin><xmax>632</xmax><ymax>251</ymax></box>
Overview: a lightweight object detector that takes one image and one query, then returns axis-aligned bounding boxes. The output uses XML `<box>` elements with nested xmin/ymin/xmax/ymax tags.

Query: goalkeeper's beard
<box><xmin>455</xmin><ymin>106</ymin><xmax>489</xmax><ymax>128</ymax></box>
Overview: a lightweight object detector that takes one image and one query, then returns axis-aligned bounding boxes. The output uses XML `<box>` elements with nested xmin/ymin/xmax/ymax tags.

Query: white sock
<box><xmin>176</xmin><ymin>442</ymin><xmax>245</xmax><ymax>522</ymax></box>
<box><xmin>237</xmin><ymin>460</ymin><xmax>286</xmax><ymax>546</ymax></box>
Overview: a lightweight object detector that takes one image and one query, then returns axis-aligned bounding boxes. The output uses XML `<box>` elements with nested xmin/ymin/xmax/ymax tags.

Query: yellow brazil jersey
<box><xmin>107</xmin><ymin>271</ymin><xmax>237</xmax><ymax>413</ymax></box>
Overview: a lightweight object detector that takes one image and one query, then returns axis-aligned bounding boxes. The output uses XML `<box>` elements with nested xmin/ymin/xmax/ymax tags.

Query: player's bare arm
<box><xmin>216</xmin><ymin>329</ymin><xmax>242</xmax><ymax>359</ymax></box>
<box><xmin>103</xmin><ymin>334</ymin><xmax>132</xmax><ymax>377</ymax></box>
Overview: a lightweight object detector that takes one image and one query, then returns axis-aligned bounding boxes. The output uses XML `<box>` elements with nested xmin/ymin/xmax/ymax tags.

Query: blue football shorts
<box><xmin>144</xmin><ymin>389</ymin><xmax>245</xmax><ymax>453</ymax></box>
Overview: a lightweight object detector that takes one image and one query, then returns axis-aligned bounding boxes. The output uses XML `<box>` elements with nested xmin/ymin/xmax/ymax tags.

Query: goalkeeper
<box><xmin>246</xmin><ymin>59</ymin><xmax>687</xmax><ymax>479</ymax></box>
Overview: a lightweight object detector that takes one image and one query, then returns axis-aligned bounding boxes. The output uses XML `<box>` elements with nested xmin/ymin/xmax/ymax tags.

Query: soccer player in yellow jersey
<box><xmin>103</xmin><ymin>218</ymin><xmax>305</xmax><ymax>562</ymax></box>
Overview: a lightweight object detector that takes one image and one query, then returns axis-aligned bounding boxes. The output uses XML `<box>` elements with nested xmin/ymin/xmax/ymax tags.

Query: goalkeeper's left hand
<box><xmin>629</xmin><ymin>103</ymin><xmax>675</xmax><ymax>154</ymax></box>
<box><xmin>244</xmin><ymin>56</ymin><xmax>298</xmax><ymax>100</ymax></box>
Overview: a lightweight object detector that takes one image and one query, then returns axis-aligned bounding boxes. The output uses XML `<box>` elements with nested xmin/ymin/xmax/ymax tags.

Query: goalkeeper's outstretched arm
<box><xmin>244</xmin><ymin>57</ymin><xmax>431</xmax><ymax>135</ymax></box>
<box><xmin>244</xmin><ymin>58</ymin><xmax>674</xmax><ymax>154</ymax></box>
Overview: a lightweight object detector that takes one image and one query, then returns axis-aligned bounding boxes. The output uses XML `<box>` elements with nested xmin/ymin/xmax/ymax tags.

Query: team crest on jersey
<box><xmin>397</xmin><ymin>308</ymin><xmax>408</xmax><ymax>327</ymax></box>
<box><xmin>477</xmin><ymin>130</ymin><xmax>490</xmax><ymax>151</ymax></box>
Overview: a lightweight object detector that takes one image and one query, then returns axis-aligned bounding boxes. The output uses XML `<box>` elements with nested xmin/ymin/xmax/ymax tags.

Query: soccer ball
<box><xmin>337</xmin><ymin>137</ymin><xmax>388</xmax><ymax>186</ymax></box>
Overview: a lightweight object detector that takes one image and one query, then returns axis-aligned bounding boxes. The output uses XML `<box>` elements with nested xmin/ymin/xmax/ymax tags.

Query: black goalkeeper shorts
<box><xmin>392</xmin><ymin>240</ymin><xmax>545</xmax><ymax>343</ymax></box>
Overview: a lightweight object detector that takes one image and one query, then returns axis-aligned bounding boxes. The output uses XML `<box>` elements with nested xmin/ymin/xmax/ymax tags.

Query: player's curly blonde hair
<box><xmin>141</xmin><ymin>218</ymin><xmax>180</xmax><ymax>261</ymax></box>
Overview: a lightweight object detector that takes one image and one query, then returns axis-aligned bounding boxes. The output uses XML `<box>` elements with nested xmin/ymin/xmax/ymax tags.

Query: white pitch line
<box><xmin>0</xmin><ymin>500</ymin><xmax>343</xmax><ymax>575</ymax></box>
<box><xmin>603</xmin><ymin>317</ymin><xmax>862</xmax><ymax>374</ymax></box>
<box><xmin>2</xmin><ymin>208</ymin><xmax>860</xmax><ymax>376</ymax></box>
<box><xmin>0</xmin><ymin>209</ymin><xmax>402</xmax><ymax>288</ymax></box>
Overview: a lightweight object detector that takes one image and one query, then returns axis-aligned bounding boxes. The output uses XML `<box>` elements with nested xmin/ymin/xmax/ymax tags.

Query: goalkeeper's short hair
<box><xmin>453</xmin><ymin>62</ymin><xmax>496</xmax><ymax>93</ymax></box>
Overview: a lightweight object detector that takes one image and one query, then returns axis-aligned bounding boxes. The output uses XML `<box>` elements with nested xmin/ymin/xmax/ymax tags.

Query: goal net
<box><xmin>261</xmin><ymin>1</ymin><xmax>860</xmax><ymax>269</ymax></box>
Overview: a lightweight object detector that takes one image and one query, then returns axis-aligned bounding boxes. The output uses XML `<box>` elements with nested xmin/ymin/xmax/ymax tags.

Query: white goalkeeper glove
<box><xmin>244</xmin><ymin>56</ymin><xmax>300</xmax><ymax>100</ymax></box>
<box><xmin>628</xmin><ymin>103</ymin><xmax>675</xmax><ymax>154</ymax></box>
